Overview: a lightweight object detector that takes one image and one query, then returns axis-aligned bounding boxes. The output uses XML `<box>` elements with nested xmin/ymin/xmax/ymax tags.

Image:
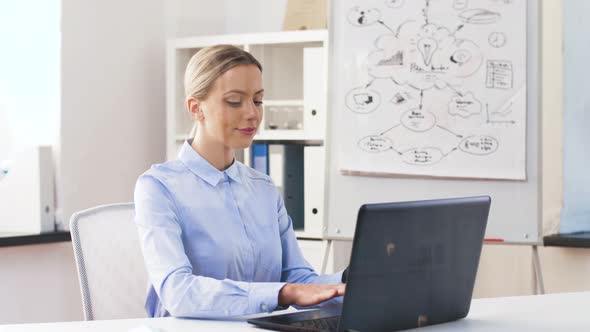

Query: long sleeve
<box><xmin>277</xmin><ymin>192</ymin><xmax>345</xmax><ymax>286</ymax></box>
<box><xmin>134</xmin><ymin>174</ymin><xmax>285</xmax><ymax>318</ymax></box>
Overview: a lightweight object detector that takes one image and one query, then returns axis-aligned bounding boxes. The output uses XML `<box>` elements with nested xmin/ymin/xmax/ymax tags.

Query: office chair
<box><xmin>70</xmin><ymin>203</ymin><xmax>147</xmax><ymax>320</ymax></box>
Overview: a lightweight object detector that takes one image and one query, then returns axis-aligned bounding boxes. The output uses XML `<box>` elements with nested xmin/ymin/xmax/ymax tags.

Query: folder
<box><xmin>283</xmin><ymin>145</ymin><xmax>304</xmax><ymax>230</ymax></box>
<box><xmin>251</xmin><ymin>144</ymin><xmax>269</xmax><ymax>175</ymax></box>
<box><xmin>303</xmin><ymin>47</ymin><xmax>326</xmax><ymax>139</ymax></box>
<box><xmin>304</xmin><ymin>146</ymin><xmax>325</xmax><ymax>236</ymax></box>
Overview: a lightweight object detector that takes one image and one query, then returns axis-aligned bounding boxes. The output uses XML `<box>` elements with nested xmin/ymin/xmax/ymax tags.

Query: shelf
<box><xmin>0</xmin><ymin>231</ymin><xmax>71</xmax><ymax>248</ymax></box>
<box><xmin>252</xmin><ymin>139</ymin><xmax>323</xmax><ymax>146</ymax></box>
<box><xmin>175</xmin><ymin>134</ymin><xmax>323</xmax><ymax>146</ymax></box>
<box><xmin>255</xmin><ymin>130</ymin><xmax>323</xmax><ymax>142</ymax></box>
<box><xmin>295</xmin><ymin>230</ymin><xmax>323</xmax><ymax>240</ymax></box>
<box><xmin>171</xmin><ymin>30</ymin><xmax>328</xmax><ymax>50</ymax></box>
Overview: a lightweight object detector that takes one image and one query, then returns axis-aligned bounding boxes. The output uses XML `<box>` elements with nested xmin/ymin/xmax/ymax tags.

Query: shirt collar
<box><xmin>178</xmin><ymin>140</ymin><xmax>242</xmax><ymax>186</ymax></box>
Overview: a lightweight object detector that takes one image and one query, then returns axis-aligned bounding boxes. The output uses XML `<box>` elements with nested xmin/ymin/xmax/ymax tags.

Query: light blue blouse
<box><xmin>134</xmin><ymin>140</ymin><xmax>343</xmax><ymax>318</ymax></box>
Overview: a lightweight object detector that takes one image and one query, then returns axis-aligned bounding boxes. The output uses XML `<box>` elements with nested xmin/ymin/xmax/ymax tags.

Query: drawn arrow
<box><xmin>443</xmin><ymin>147</ymin><xmax>459</xmax><ymax>157</ymax></box>
<box><xmin>377</xmin><ymin>20</ymin><xmax>396</xmax><ymax>34</ymax></box>
<box><xmin>422</xmin><ymin>0</ymin><xmax>431</xmax><ymax>25</ymax></box>
<box><xmin>379</xmin><ymin>124</ymin><xmax>401</xmax><ymax>136</ymax></box>
<box><xmin>419</xmin><ymin>90</ymin><xmax>424</xmax><ymax>109</ymax></box>
<box><xmin>388</xmin><ymin>78</ymin><xmax>402</xmax><ymax>87</ymax></box>
<box><xmin>436</xmin><ymin>125</ymin><xmax>464</xmax><ymax>138</ymax></box>
<box><xmin>448</xmin><ymin>85</ymin><xmax>464</xmax><ymax>97</ymax></box>
<box><xmin>451</xmin><ymin>24</ymin><xmax>464</xmax><ymax>36</ymax></box>
<box><xmin>488</xmin><ymin>120</ymin><xmax>516</xmax><ymax>125</ymax></box>
<box><xmin>390</xmin><ymin>146</ymin><xmax>403</xmax><ymax>155</ymax></box>
<box><xmin>486</xmin><ymin>103</ymin><xmax>516</xmax><ymax>124</ymax></box>
<box><xmin>491</xmin><ymin>102</ymin><xmax>513</xmax><ymax>116</ymax></box>
<box><xmin>404</xmin><ymin>83</ymin><xmax>422</xmax><ymax>92</ymax></box>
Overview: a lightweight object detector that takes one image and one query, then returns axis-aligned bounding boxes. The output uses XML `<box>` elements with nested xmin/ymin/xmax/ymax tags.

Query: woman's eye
<box><xmin>226</xmin><ymin>101</ymin><xmax>241</xmax><ymax>107</ymax></box>
<box><xmin>254</xmin><ymin>100</ymin><xmax>264</xmax><ymax>106</ymax></box>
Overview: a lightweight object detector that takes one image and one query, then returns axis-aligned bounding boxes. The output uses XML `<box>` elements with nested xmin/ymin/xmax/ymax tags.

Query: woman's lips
<box><xmin>237</xmin><ymin>127</ymin><xmax>256</xmax><ymax>135</ymax></box>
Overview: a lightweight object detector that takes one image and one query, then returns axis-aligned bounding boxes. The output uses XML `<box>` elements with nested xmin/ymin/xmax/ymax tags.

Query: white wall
<box><xmin>0</xmin><ymin>243</ymin><xmax>81</xmax><ymax>324</ymax></box>
<box><xmin>164</xmin><ymin>0</ymin><xmax>225</xmax><ymax>38</ymax></box>
<box><xmin>60</xmin><ymin>0</ymin><xmax>166</xmax><ymax>224</ymax></box>
<box><xmin>164</xmin><ymin>0</ymin><xmax>288</xmax><ymax>38</ymax></box>
<box><xmin>223</xmin><ymin>0</ymin><xmax>287</xmax><ymax>34</ymax></box>
<box><xmin>559</xmin><ymin>0</ymin><xmax>590</xmax><ymax>233</ymax></box>
<box><xmin>542</xmin><ymin>0</ymin><xmax>564</xmax><ymax>235</ymax></box>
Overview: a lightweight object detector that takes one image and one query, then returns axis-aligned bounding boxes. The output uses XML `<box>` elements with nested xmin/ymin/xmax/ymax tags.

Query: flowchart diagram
<box><xmin>335</xmin><ymin>0</ymin><xmax>527</xmax><ymax>179</ymax></box>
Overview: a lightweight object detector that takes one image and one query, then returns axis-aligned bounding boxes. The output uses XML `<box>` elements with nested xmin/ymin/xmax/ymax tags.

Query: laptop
<box><xmin>248</xmin><ymin>196</ymin><xmax>491</xmax><ymax>332</ymax></box>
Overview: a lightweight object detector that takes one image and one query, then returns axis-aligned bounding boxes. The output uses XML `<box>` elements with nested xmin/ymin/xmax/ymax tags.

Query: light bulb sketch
<box><xmin>417</xmin><ymin>38</ymin><xmax>438</xmax><ymax>66</ymax></box>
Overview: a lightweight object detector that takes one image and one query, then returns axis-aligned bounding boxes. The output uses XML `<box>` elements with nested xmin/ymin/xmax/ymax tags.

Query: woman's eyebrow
<box><xmin>223</xmin><ymin>89</ymin><xmax>264</xmax><ymax>96</ymax></box>
<box><xmin>223</xmin><ymin>90</ymin><xmax>246</xmax><ymax>96</ymax></box>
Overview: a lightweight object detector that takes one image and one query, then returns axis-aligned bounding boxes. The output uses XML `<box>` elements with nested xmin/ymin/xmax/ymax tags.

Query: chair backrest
<box><xmin>70</xmin><ymin>203</ymin><xmax>147</xmax><ymax>320</ymax></box>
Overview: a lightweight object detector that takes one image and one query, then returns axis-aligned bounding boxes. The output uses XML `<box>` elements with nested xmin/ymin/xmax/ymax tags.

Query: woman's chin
<box><xmin>233</xmin><ymin>139</ymin><xmax>254</xmax><ymax>150</ymax></box>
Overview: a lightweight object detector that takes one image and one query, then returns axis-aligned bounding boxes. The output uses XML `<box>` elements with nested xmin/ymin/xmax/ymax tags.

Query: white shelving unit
<box><xmin>166</xmin><ymin>30</ymin><xmax>331</xmax><ymax>251</ymax></box>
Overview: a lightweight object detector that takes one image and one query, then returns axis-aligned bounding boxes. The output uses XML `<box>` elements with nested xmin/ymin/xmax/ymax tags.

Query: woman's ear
<box><xmin>187</xmin><ymin>96</ymin><xmax>204</xmax><ymax>121</ymax></box>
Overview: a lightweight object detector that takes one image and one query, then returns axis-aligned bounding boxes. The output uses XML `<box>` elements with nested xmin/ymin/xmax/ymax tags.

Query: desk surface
<box><xmin>1</xmin><ymin>292</ymin><xmax>588</xmax><ymax>332</ymax></box>
<box><xmin>544</xmin><ymin>232</ymin><xmax>590</xmax><ymax>248</ymax></box>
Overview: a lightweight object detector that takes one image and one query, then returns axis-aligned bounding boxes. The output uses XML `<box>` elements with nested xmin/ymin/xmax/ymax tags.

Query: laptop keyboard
<box><xmin>289</xmin><ymin>316</ymin><xmax>339</xmax><ymax>331</ymax></box>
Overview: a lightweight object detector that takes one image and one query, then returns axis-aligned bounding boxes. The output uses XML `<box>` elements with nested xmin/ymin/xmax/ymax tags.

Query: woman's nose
<box><xmin>245</xmin><ymin>100</ymin><xmax>259</xmax><ymax>120</ymax></box>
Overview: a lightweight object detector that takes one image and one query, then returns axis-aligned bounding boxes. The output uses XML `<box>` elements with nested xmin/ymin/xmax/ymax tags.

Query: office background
<box><xmin>0</xmin><ymin>0</ymin><xmax>586</xmax><ymax>325</ymax></box>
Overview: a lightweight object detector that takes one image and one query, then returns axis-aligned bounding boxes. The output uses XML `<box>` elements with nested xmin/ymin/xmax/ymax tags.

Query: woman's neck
<box><xmin>191</xmin><ymin>132</ymin><xmax>234</xmax><ymax>171</ymax></box>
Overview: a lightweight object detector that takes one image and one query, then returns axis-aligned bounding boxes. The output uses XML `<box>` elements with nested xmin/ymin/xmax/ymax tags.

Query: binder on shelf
<box><xmin>303</xmin><ymin>146</ymin><xmax>325</xmax><ymax>236</ymax></box>
<box><xmin>303</xmin><ymin>47</ymin><xmax>326</xmax><ymax>139</ymax></box>
<box><xmin>282</xmin><ymin>145</ymin><xmax>305</xmax><ymax>231</ymax></box>
<box><xmin>251</xmin><ymin>144</ymin><xmax>269</xmax><ymax>175</ymax></box>
<box><xmin>268</xmin><ymin>145</ymin><xmax>284</xmax><ymax>197</ymax></box>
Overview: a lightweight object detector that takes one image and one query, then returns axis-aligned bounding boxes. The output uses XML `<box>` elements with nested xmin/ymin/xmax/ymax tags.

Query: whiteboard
<box><xmin>325</xmin><ymin>0</ymin><xmax>540</xmax><ymax>243</ymax></box>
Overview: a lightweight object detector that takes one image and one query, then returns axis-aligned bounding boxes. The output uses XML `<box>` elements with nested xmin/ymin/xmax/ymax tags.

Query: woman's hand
<box><xmin>278</xmin><ymin>283</ymin><xmax>346</xmax><ymax>307</ymax></box>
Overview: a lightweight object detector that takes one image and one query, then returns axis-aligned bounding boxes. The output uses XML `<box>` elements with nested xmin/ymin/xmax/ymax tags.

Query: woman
<box><xmin>134</xmin><ymin>45</ymin><xmax>346</xmax><ymax>318</ymax></box>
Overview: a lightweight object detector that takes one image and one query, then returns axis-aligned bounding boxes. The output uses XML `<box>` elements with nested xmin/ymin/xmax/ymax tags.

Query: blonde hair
<box><xmin>184</xmin><ymin>45</ymin><xmax>262</xmax><ymax>138</ymax></box>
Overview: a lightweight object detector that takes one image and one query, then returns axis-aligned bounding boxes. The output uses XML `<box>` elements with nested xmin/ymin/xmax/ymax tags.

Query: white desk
<box><xmin>1</xmin><ymin>292</ymin><xmax>588</xmax><ymax>331</ymax></box>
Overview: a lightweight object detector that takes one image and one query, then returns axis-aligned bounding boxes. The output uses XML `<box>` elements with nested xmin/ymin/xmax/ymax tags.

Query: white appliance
<box><xmin>0</xmin><ymin>146</ymin><xmax>55</xmax><ymax>233</ymax></box>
